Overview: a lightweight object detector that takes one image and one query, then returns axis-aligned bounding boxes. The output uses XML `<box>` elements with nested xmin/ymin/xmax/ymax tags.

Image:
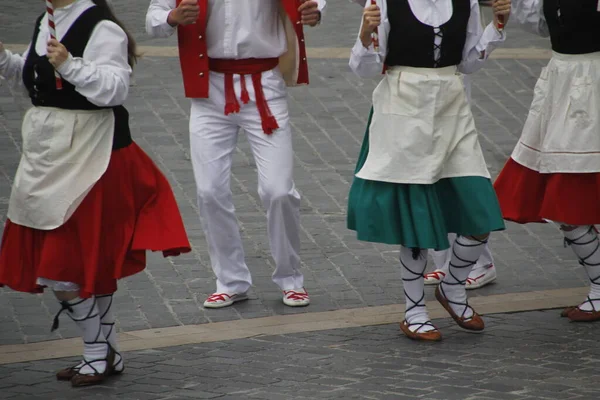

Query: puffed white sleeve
<box><xmin>56</xmin><ymin>20</ymin><xmax>131</xmax><ymax>107</ymax></box>
<box><xmin>349</xmin><ymin>1</ymin><xmax>385</xmax><ymax>78</ymax></box>
<box><xmin>0</xmin><ymin>45</ymin><xmax>30</xmax><ymax>93</ymax></box>
<box><xmin>513</xmin><ymin>0</ymin><xmax>549</xmax><ymax>37</ymax></box>
<box><xmin>457</xmin><ymin>0</ymin><xmax>506</xmax><ymax>74</ymax></box>
<box><xmin>146</xmin><ymin>0</ymin><xmax>178</xmax><ymax>38</ymax></box>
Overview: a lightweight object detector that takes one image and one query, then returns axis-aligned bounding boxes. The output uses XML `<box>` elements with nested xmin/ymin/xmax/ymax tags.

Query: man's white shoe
<box><xmin>283</xmin><ymin>288</ymin><xmax>310</xmax><ymax>307</ymax></box>
<box><xmin>203</xmin><ymin>292</ymin><xmax>248</xmax><ymax>308</ymax></box>
<box><xmin>424</xmin><ymin>269</ymin><xmax>446</xmax><ymax>285</ymax></box>
<box><xmin>466</xmin><ymin>265</ymin><xmax>497</xmax><ymax>290</ymax></box>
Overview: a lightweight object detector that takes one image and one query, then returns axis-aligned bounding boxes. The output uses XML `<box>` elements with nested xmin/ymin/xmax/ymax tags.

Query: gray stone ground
<box><xmin>1</xmin><ymin>311</ymin><xmax>599</xmax><ymax>400</ymax></box>
<box><xmin>1</xmin><ymin>2</ymin><xmax>597</xmax><ymax>399</ymax></box>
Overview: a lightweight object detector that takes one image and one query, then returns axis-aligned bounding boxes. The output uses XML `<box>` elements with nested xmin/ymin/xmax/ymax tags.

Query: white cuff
<box><xmin>352</xmin><ymin>37</ymin><xmax>376</xmax><ymax>57</ymax></box>
<box><xmin>56</xmin><ymin>53</ymin><xmax>75</xmax><ymax>77</ymax></box>
<box><xmin>476</xmin><ymin>23</ymin><xmax>507</xmax><ymax>57</ymax></box>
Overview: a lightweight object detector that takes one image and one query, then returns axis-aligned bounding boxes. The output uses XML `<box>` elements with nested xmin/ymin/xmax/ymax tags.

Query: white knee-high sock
<box><xmin>563</xmin><ymin>226</ymin><xmax>600</xmax><ymax>312</ymax></box>
<box><xmin>440</xmin><ymin>236</ymin><xmax>487</xmax><ymax>319</ymax></box>
<box><xmin>400</xmin><ymin>247</ymin><xmax>435</xmax><ymax>333</ymax></box>
<box><xmin>96</xmin><ymin>294</ymin><xmax>123</xmax><ymax>371</ymax></box>
<box><xmin>54</xmin><ymin>297</ymin><xmax>109</xmax><ymax>375</ymax></box>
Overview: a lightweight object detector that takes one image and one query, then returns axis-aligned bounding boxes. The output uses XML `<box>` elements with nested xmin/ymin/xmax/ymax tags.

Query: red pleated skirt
<box><xmin>0</xmin><ymin>142</ymin><xmax>191</xmax><ymax>298</ymax></box>
<box><xmin>494</xmin><ymin>158</ymin><xmax>600</xmax><ymax>225</ymax></box>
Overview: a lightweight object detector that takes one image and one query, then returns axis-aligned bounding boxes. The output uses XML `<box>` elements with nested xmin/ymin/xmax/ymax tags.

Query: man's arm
<box><xmin>145</xmin><ymin>0</ymin><xmax>177</xmax><ymax>38</ymax></box>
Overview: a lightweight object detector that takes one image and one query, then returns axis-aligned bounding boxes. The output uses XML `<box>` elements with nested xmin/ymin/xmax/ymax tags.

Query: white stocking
<box><xmin>563</xmin><ymin>226</ymin><xmax>600</xmax><ymax>312</ymax></box>
<box><xmin>440</xmin><ymin>236</ymin><xmax>487</xmax><ymax>319</ymax></box>
<box><xmin>97</xmin><ymin>294</ymin><xmax>124</xmax><ymax>371</ymax></box>
<box><xmin>53</xmin><ymin>297</ymin><xmax>109</xmax><ymax>375</ymax></box>
<box><xmin>400</xmin><ymin>247</ymin><xmax>436</xmax><ymax>333</ymax></box>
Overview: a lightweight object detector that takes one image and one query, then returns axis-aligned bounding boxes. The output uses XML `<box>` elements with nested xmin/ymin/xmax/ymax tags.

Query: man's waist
<box><xmin>208</xmin><ymin>58</ymin><xmax>279</xmax><ymax>75</ymax></box>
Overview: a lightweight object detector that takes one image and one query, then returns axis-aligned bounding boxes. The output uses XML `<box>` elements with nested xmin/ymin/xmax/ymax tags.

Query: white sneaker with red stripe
<box><xmin>283</xmin><ymin>288</ymin><xmax>310</xmax><ymax>307</ymax></box>
<box><xmin>466</xmin><ymin>264</ymin><xmax>497</xmax><ymax>290</ymax></box>
<box><xmin>424</xmin><ymin>269</ymin><xmax>446</xmax><ymax>285</ymax></box>
<box><xmin>203</xmin><ymin>292</ymin><xmax>248</xmax><ymax>308</ymax></box>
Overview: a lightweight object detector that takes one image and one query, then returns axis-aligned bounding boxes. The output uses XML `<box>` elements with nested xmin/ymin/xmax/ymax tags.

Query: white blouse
<box><xmin>511</xmin><ymin>0</ymin><xmax>550</xmax><ymax>37</ymax></box>
<box><xmin>146</xmin><ymin>0</ymin><xmax>327</xmax><ymax>60</ymax></box>
<box><xmin>0</xmin><ymin>0</ymin><xmax>131</xmax><ymax>107</ymax></box>
<box><xmin>350</xmin><ymin>0</ymin><xmax>506</xmax><ymax>77</ymax></box>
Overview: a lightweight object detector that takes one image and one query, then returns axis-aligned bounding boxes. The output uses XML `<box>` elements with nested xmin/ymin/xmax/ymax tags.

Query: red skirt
<box><xmin>0</xmin><ymin>142</ymin><xmax>191</xmax><ymax>298</ymax></box>
<box><xmin>494</xmin><ymin>158</ymin><xmax>600</xmax><ymax>225</ymax></box>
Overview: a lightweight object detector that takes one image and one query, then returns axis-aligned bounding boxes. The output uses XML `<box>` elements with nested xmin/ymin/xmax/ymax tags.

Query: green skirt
<box><xmin>347</xmin><ymin>110</ymin><xmax>505</xmax><ymax>251</ymax></box>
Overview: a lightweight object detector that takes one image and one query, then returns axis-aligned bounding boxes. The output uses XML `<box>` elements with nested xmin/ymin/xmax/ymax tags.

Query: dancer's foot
<box><xmin>70</xmin><ymin>347</ymin><xmax>116</xmax><ymax>387</ymax></box>
<box><xmin>424</xmin><ymin>269</ymin><xmax>446</xmax><ymax>285</ymax></box>
<box><xmin>466</xmin><ymin>264</ymin><xmax>497</xmax><ymax>290</ymax></box>
<box><xmin>283</xmin><ymin>288</ymin><xmax>310</xmax><ymax>307</ymax></box>
<box><xmin>203</xmin><ymin>292</ymin><xmax>248</xmax><ymax>308</ymax></box>
<box><xmin>435</xmin><ymin>285</ymin><xmax>484</xmax><ymax>331</ymax></box>
<box><xmin>56</xmin><ymin>354</ymin><xmax>124</xmax><ymax>381</ymax></box>
<box><xmin>399</xmin><ymin>320</ymin><xmax>442</xmax><ymax>341</ymax></box>
<box><xmin>565</xmin><ymin>297</ymin><xmax>600</xmax><ymax>322</ymax></box>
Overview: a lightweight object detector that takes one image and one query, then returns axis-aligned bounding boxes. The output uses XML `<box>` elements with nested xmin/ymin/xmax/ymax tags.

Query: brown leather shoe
<box><xmin>561</xmin><ymin>307</ymin><xmax>576</xmax><ymax>318</ymax></box>
<box><xmin>70</xmin><ymin>347</ymin><xmax>116</xmax><ymax>387</ymax></box>
<box><xmin>435</xmin><ymin>286</ymin><xmax>484</xmax><ymax>331</ymax></box>
<box><xmin>56</xmin><ymin>365</ymin><xmax>81</xmax><ymax>381</ymax></box>
<box><xmin>400</xmin><ymin>320</ymin><xmax>442</xmax><ymax>342</ymax></box>
<box><xmin>566</xmin><ymin>307</ymin><xmax>600</xmax><ymax>322</ymax></box>
<box><xmin>57</xmin><ymin>361</ymin><xmax>123</xmax><ymax>381</ymax></box>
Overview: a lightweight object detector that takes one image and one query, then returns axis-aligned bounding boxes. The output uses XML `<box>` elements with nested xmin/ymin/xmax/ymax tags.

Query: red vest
<box><xmin>175</xmin><ymin>0</ymin><xmax>310</xmax><ymax>99</ymax></box>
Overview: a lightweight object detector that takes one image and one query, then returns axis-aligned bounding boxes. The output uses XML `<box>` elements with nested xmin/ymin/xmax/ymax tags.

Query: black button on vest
<box><xmin>22</xmin><ymin>6</ymin><xmax>132</xmax><ymax>150</ymax></box>
<box><xmin>544</xmin><ymin>0</ymin><xmax>600</xmax><ymax>55</ymax></box>
<box><xmin>385</xmin><ymin>0</ymin><xmax>471</xmax><ymax>69</ymax></box>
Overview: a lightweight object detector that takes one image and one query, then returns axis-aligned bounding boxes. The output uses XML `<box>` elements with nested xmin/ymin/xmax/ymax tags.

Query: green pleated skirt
<box><xmin>347</xmin><ymin>110</ymin><xmax>505</xmax><ymax>251</ymax></box>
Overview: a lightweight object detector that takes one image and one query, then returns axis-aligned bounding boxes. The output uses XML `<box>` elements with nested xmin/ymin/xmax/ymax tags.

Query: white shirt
<box><xmin>511</xmin><ymin>0</ymin><xmax>550</xmax><ymax>37</ymax></box>
<box><xmin>350</xmin><ymin>0</ymin><xmax>506</xmax><ymax>77</ymax></box>
<box><xmin>146</xmin><ymin>0</ymin><xmax>327</xmax><ymax>59</ymax></box>
<box><xmin>0</xmin><ymin>0</ymin><xmax>131</xmax><ymax>107</ymax></box>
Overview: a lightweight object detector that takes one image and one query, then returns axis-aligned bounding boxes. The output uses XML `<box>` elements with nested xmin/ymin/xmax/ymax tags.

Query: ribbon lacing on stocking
<box><xmin>51</xmin><ymin>297</ymin><xmax>113</xmax><ymax>376</ymax></box>
<box><xmin>439</xmin><ymin>236</ymin><xmax>488</xmax><ymax>322</ymax></box>
<box><xmin>564</xmin><ymin>226</ymin><xmax>600</xmax><ymax>313</ymax></box>
<box><xmin>52</xmin><ymin>298</ymin><xmax>81</xmax><ymax>332</ymax></box>
<box><xmin>401</xmin><ymin>249</ymin><xmax>436</xmax><ymax>332</ymax></box>
<box><xmin>97</xmin><ymin>294</ymin><xmax>122</xmax><ymax>367</ymax></box>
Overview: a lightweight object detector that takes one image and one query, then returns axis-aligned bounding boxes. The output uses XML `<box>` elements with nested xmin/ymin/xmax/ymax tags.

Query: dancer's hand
<box><xmin>168</xmin><ymin>0</ymin><xmax>199</xmax><ymax>27</ymax></box>
<box><xmin>47</xmin><ymin>39</ymin><xmax>69</xmax><ymax>69</ymax></box>
<box><xmin>492</xmin><ymin>0</ymin><xmax>511</xmax><ymax>29</ymax></box>
<box><xmin>360</xmin><ymin>4</ymin><xmax>381</xmax><ymax>48</ymax></box>
<box><xmin>298</xmin><ymin>1</ymin><xmax>321</xmax><ymax>27</ymax></box>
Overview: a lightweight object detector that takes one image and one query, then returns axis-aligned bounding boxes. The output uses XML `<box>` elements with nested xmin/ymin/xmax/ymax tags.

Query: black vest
<box><xmin>544</xmin><ymin>0</ymin><xmax>600</xmax><ymax>55</ymax></box>
<box><xmin>385</xmin><ymin>0</ymin><xmax>471</xmax><ymax>68</ymax></box>
<box><xmin>23</xmin><ymin>6</ymin><xmax>132</xmax><ymax>150</ymax></box>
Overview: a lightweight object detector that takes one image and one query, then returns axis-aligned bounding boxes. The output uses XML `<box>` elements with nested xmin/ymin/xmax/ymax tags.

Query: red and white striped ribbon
<box><xmin>46</xmin><ymin>0</ymin><xmax>63</xmax><ymax>89</ymax></box>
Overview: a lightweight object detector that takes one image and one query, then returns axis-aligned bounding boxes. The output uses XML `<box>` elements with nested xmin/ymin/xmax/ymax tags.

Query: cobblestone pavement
<box><xmin>0</xmin><ymin>0</ymin><xmax>587</xmax><ymax>346</ymax></box>
<box><xmin>1</xmin><ymin>310</ymin><xmax>598</xmax><ymax>400</ymax></box>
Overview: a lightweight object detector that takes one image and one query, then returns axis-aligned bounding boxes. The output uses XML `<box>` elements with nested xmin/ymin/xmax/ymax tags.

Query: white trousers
<box><xmin>430</xmin><ymin>233</ymin><xmax>494</xmax><ymax>271</ymax></box>
<box><xmin>189</xmin><ymin>68</ymin><xmax>303</xmax><ymax>294</ymax></box>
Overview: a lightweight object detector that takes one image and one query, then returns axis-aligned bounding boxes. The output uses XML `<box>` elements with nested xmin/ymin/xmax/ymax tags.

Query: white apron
<box><xmin>356</xmin><ymin>65</ymin><xmax>490</xmax><ymax>184</ymax></box>
<box><xmin>512</xmin><ymin>51</ymin><xmax>600</xmax><ymax>174</ymax></box>
<box><xmin>8</xmin><ymin>107</ymin><xmax>114</xmax><ymax>230</ymax></box>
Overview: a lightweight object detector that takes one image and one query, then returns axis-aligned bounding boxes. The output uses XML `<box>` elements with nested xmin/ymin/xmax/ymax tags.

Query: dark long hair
<box><xmin>92</xmin><ymin>0</ymin><xmax>138</xmax><ymax>67</ymax></box>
